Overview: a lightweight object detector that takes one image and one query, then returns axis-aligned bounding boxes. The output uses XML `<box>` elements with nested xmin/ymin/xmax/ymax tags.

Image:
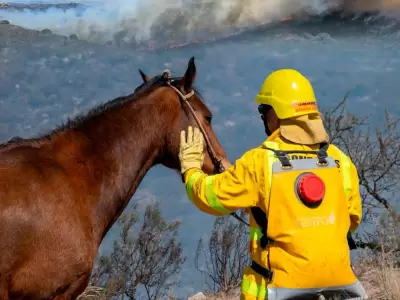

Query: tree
<box><xmin>323</xmin><ymin>93</ymin><xmax>400</xmax><ymax>256</ymax></box>
<box><xmin>89</xmin><ymin>201</ymin><xmax>186</xmax><ymax>300</ymax></box>
<box><xmin>196</xmin><ymin>93</ymin><xmax>400</xmax><ymax>293</ymax></box>
<box><xmin>194</xmin><ymin>210</ymin><xmax>251</xmax><ymax>293</ymax></box>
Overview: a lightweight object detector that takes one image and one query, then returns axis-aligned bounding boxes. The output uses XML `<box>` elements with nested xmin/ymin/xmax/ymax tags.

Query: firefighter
<box><xmin>179</xmin><ymin>69</ymin><xmax>368</xmax><ymax>300</ymax></box>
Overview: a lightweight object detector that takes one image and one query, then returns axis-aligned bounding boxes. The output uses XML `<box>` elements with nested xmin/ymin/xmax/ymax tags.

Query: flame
<box><xmin>280</xmin><ymin>16</ymin><xmax>293</xmax><ymax>21</ymax></box>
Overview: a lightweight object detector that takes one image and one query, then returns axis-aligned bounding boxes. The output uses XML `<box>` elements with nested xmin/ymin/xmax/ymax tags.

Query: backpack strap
<box><xmin>250</xmin><ymin>206</ymin><xmax>273</xmax><ymax>248</ymax></box>
<box><xmin>265</xmin><ymin>142</ymin><xmax>329</xmax><ymax>168</ymax></box>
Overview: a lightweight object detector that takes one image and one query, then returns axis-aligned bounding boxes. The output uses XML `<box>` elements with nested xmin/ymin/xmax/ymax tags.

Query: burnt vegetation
<box><xmin>194</xmin><ymin>210</ymin><xmax>251</xmax><ymax>293</ymax></box>
<box><xmin>81</xmin><ymin>202</ymin><xmax>186</xmax><ymax>300</ymax></box>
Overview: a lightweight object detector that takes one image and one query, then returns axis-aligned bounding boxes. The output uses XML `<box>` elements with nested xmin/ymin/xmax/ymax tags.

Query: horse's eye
<box><xmin>205</xmin><ymin>116</ymin><xmax>212</xmax><ymax>124</ymax></box>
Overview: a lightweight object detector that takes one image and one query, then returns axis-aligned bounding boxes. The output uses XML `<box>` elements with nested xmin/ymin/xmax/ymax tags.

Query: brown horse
<box><xmin>0</xmin><ymin>57</ymin><xmax>230</xmax><ymax>299</ymax></box>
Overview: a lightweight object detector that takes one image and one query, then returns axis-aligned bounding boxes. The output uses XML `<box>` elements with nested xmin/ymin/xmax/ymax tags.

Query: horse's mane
<box><xmin>0</xmin><ymin>73</ymin><xmax>202</xmax><ymax>149</ymax></box>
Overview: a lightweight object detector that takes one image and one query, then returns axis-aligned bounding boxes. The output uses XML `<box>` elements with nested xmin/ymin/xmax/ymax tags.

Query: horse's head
<box><xmin>136</xmin><ymin>57</ymin><xmax>230</xmax><ymax>175</ymax></box>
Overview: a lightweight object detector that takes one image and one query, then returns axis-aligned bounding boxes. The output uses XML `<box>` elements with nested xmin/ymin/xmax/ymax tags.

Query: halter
<box><xmin>162</xmin><ymin>69</ymin><xmax>226</xmax><ymax>173</ymax></box>
<box><xmin>162</xmin><ymin>69</ymin><xmax>248</xmax><ymax>226</ymax></box>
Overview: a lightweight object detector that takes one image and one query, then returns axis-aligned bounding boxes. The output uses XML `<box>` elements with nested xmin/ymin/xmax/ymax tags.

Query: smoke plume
<box><xmin>1</xmin><ymin>0</ymin><xmax>400</xmax><ymax>47</ymax></box>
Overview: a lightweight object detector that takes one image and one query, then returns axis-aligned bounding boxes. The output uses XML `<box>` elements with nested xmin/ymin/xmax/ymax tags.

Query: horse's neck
<box><xmin>55</xmin><ymin>98</ymin><xmax>167</xmax><ymax>245</ymax></box>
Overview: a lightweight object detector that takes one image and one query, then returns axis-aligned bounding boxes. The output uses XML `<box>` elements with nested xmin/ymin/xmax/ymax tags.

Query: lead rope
<box><xmin>163</xmin><ymin>70</ymin><xmax>249</xmax><ymax>227</ymax></box>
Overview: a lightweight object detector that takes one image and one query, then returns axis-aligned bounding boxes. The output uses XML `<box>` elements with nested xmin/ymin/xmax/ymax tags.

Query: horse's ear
<box><xmin>181</xmin><ymin>56</ymin><xmax>196</xmax><ymax>93</ymax></box>
<box><xmin>139</xmin><ymin>69</ymin><xmax>151</xmax><ymax>83</ymax></box>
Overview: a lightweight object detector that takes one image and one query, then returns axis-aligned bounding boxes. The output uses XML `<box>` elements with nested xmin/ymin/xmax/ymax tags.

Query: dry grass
<box><xmin>354</xmin><ymin>251</ymin><xmax>400</xmax><ymax>300</ymax></box>
<box><xmin>203</xmin><ymin>289</ymin><xmax>240</xmax><ymax>300</ymax></box>
<box><xmin>359</xmin><ymin>267</ymin><xmax>400</xmax><ymax>300</ymax></box>
<box><xmin>77</xmin><ymin>286</ymin><xmax>107</xmax><ymax>300</ymax></box>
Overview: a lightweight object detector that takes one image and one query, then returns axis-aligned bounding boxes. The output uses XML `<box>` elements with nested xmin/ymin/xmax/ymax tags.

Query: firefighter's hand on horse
<box><xmin>179</xmin><ymin>126</ymin><xmax>205</xmax><ymax>174</ymax></box>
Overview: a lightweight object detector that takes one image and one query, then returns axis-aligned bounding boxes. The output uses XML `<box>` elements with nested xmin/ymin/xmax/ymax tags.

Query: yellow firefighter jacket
<box><xmin>183</xmin><ymin>129</ymin><xmax>367</xmax><ymax>300</ymax></box>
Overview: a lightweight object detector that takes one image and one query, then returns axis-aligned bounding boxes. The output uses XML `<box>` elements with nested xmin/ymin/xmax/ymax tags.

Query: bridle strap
<box><xmin>163</xmin><ymin>70</ymin><xmax>247</xmax><ymax>225</ymax></box>
<box><xmin>162</xmin><ymin>70</ymin><xmax>225</xmax><ymax>172</ymax></box>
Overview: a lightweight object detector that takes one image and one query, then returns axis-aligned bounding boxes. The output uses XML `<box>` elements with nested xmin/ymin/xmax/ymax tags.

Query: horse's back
<box><xmin>0</xmin><ymin>144</ymin><xmax>60</xmax><ymax>205</ymax></box>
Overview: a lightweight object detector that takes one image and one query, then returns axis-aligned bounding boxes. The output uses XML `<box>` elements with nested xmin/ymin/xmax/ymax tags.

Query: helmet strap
<box><xmin>264</xmin><ymin>123</ymin><xmax>272</xmax><ymax>136</ymax></box>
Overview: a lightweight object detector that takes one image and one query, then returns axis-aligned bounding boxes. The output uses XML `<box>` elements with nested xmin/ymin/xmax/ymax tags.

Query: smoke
<box><xmin>1</xmin><ymin>0</ymin><xmax>400</xmax><ymax>47</ymax></box>
<box><xmin>343</xmin><ymin>0</ymin><xmax>400</xmax><ymax>12</ymax></box>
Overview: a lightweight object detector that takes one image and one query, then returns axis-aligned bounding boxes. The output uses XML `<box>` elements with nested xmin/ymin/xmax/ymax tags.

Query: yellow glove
<box><xmin>179</xmin><ymin>126</ymin><xmax>205</xmax><ymax>174</ymax></box>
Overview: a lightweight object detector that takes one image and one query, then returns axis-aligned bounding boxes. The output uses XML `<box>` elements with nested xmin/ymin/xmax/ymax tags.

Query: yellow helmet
<box><xmin>255</xmin><ymin>69</ymin><xmax>319</xmax><ymax>119</ymax></box>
